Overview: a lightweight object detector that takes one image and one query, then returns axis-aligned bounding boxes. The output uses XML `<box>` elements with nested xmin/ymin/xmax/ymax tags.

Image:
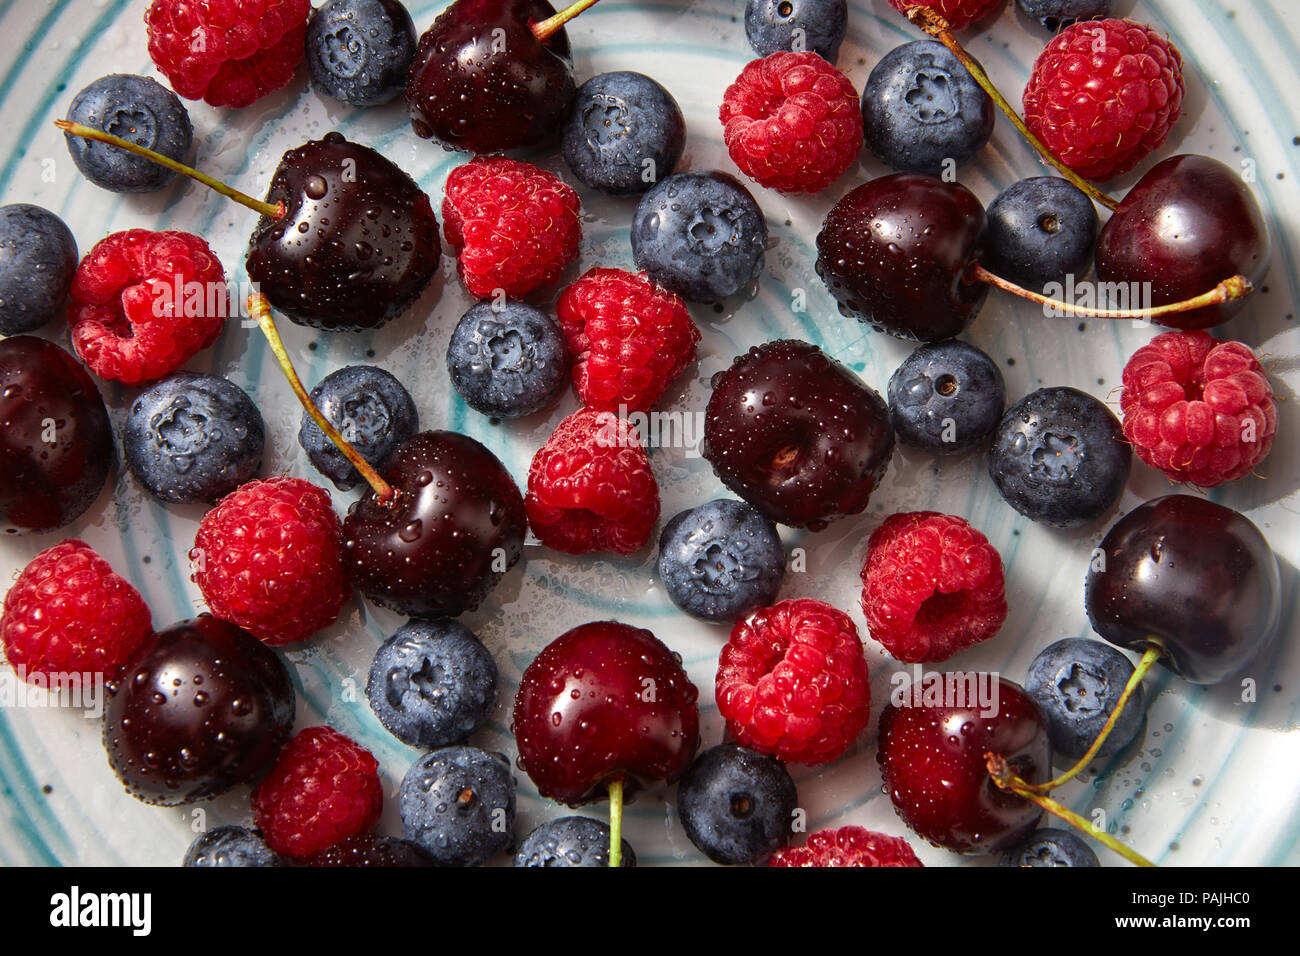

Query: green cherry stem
<box><xmin>247</xmin><ymin>293</ymin><xmax>398</xmax><ymax>504</ymax></box>
<box><xmin>531</xmin><ymin>0</ymin><xmax>603</xmax><ymax>43</ymax></box>
<box><xmin>984</xmin><ymin>640</ymin><xmax>1166</xmax><ymax>867</ymax></box>
<box><xmin>1024</xmin><ymin>642</ymin><xmax>1164</xmax><ymax>793</ymax></box>
<box><xmin>901</xmin><ymin>6</ymin><xmax>1121</xmax><ymax>212</ymax></box>
<box><xmin>607</xmin><ymin>776</ymin><xmax>624</xmax><ymax>868</ymax></box>
<box><xmin>55</xmin><ymin>120</ymin><xmax>284</xmax><ymax>219</ymax></box>
<box><xmin>973</xmin><ymin>265</ymin><xmax>1255</xmax><ymax>319</ymax></box>
<box><xmin>986</xmin><ymin>758</ymin><xmax>1157</xmax><ymax>868</ymax></box>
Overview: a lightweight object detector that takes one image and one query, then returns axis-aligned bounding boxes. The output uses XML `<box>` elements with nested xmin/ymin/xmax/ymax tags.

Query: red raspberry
<box><xmin>556</xmin><ymin>268</ymin><xmax>700</xmax><ymax>413</ymax></box>
<box><xmin>191</xmin><ymin>477</ymin><xmax>348</xmax><ymax>646</ymax></box>
<box><xmin>1023</xmin><ymin>19</ymin><xmax>1184</xmax><ymax>181</ymax></box>
<box><xmin>860</xmin><ymin>512</ymin><xmax>1007</xmax><ymax>664</ymax></box>
<box><xmin>887</xmin><ymin>0</ymin><xmax>1004</xmax><ymax>31</ymax></box>
<box><xmin>251</xmin><ymin>726</ymin><xmax>383</xmax><ymax>859</ymax></box>
<box><xmin>525</xmin><ymin>408</ymin><xmax>660</xmax><ymax>555</ymax></box>
<box><xmin>720</xmin><ymin>51</ymin><xmax>862</xmax><ymax>195</ymax></box>
<box><xmin>442</xmin><ymin>157</ymin><xmax>582</xmax><ymax>299</ymax></box>
<box><xmin>1120</xmin><ymin>330</ymin><xmax>1277</xmax><ymax>487</ymax></box>
<box><xmin>68</xmin><ymin>230</ymin><xmax>227</xmax><ymax>386</ymax></box>
<box><xmin>1</xmin><ymin>540</ymin><xmax>152</xmax><ymax>682</ymax></box>
<box><xmin>767</xmin><ymin>826</ymin><xmax>924</xmax><ymax>867</ymax></box>
<box><xmin>715</xmin><ymin>598</ymin><xmax>870</xmax><ymax>765</ymax></box>
<box><xmin>145</xmin><ymin>0</ymin><xmax>310</xmax><ymax>108</ymax></box>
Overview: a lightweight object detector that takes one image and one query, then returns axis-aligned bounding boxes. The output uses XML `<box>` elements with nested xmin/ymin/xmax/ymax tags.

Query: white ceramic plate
<box><xmin>0</xmin><ymin>0</ymin><xmax>1297</xmax><ymax>866</ymax></box>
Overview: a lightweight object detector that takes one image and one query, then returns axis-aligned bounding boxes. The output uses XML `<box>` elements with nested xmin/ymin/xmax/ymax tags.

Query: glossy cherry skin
<box><xmin>1085</xmin><ymin>495</ymin><xmax>1280</xmax><ymax>684</ymax></box>
<box><xmin>1096</xmin><ymin>155</ymin><xmax>1270</xmax><ymax>330</ymax></box>
<box><xmin>877</xmin><ymin>676</ymin><xmax>1049</xmax><ymax>855</ymax></box>
<box><xmin>512</xmin><ymin>621</ymin><xmax>701</xmax><ymax>806</ymax></box>
<box><xmin>342</xmin><ymin>431</ymin><xmax>526</xmax><ymax>618</ymax></box>
<box><xmin>246</xmin><ymin>132</ymin><xmax>441</xmax><ymax>333</ymax></box>
<box><xmin>103</xmin><ymin>615</ymin><xmax>295</xmax><ymax>806</ymax></box>
<box><xmin>816</xmin><ymin>174</ymin><xmax>988</xmax><ymax>342</ymax></box>
<box><xmin>406</xmin><ymin>0</ymin><xmax>575</xmax><ymax>153</ymax></box>
<box><xmin>702</xmin><ymin>339</ymin><xmax>895</xmax><ymax>530</ymax></box>
<box><xmin>0</xmin><ymin>336</ymin><xmax>112</xmax><ymax>535</ymax></box>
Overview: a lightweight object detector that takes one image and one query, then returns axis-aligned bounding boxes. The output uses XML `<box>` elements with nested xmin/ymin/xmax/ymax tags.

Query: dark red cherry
<box><xmin>342</xmin><ymin>430</ymin><xmax>526</xmax><ymax>618</ymax></box>
<box><xmin>702</xmin><ymin>339</ymin><xmax>894</xmax><ymax>530</ymax></box>
<box><xmin>1096</xmin><ymin>155</ymin><xmax>1270</xmax><ymax>330</ymax></box>
<box><xmin>816</xmin><ymin>174</ymin><xmax>988</xmax><ymax>342</ymax></box>
<box><xmin>1085</xmin><ymin>495</ymin><xmax>1281</xmax><ymax>685</ymax></box>
<box><xmin>0</xmin><ymin>336</ymin><xmax>112</xmax><ymax>535</ymax></box>
<box><xmin>877</xmin><ymin>675</ymin><xmax>1049</xmax><ymax>855</ymax></box>
<box><xmin>302</xmin><ymin>835</ymin><xmax>435</xmax><ymax>867</ymax></box>
<box><xmin>405</xmin><ymin>0</ymin><xmax>575</xmax><ymax>153</ymax></box>
<box><xmin>246</xmin><ymin>132</ymin><xmax>441</xmax><ymax>332</ymax></box>
<box><xmin>512</xmin><ymin>621</ymin><xmax>700</xmax><ymax>806</ymax></box>
<box><xmin>103</xmin><ymin>615</ymin><xmax>295</xmax><ymax>806</ymax></box>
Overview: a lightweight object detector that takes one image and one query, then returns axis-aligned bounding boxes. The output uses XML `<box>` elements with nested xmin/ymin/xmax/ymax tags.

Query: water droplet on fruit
<box><xmin>305</xmin><ymin>175</ymin><xmax>329</xmax><ymax>200</ymax></box>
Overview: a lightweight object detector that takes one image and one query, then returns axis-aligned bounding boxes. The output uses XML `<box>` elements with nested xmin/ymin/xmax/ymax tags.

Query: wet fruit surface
<box><xmin>513</xmin><ymin>621</ymin><xmax>700</xmax><ymax>806</ymax></box>
<box><xmin>406</xmin><ymin>0</ymin><xmax>575</xmax><ymax>153</ymax></box>
<box><xmin>703</xmin><ymin>339</ymin><xmax>894</xmax><ymax>530</ymax></box>
<box><xmin>246</xmin><ymin>132</ymin><xmax>441</xmax><ymax>332</ymax></box>
<box><xmin>1095</xmin><ymin>154</ymin><xmax>1270</xmax><ymax>330</ymax></box>
<box><xmin>816</xmin><ymin>173</ymin><xmax>988</xmax><ymax>342</ymax></box>
<box><xmin>0</xmin><ymin>336</ymin><xmax>113</xmax><ymax>535</ymax></box>
<box><xmin>1085</xmin><ymin>495</ymin><xmax>1281</xmax><ymax>684</ymax></box>
<box><xmin>877</xmin><ymin>675</ymin><xmax>1049</xmax><ymax>855</ymax></box>
<box><xmin>103</xmin><ymin>615</ymin><xmax>295</xmax><ymax>806</ymax></box>
<box><xmin>342</xmin><ymin>430</ymin><xmax>527</xmax><ymax>617</ymax></box>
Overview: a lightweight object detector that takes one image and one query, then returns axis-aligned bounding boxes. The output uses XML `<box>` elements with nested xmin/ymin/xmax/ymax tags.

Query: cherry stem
<box><xmin>531</xmin><ymin>0</ymin><xmax>602</xmax><ymax>42</ymax></box>
<box><xmin>902</xmin><ymin>6</ymin><xmax>1120</xmax><ymax>212</ymax></box>
<box><xmin>986</xmin><ymin>757</ymin><xmax>1156</xmax><ymax>867</ymax></box>
<box><xmin>1023</xmin><ymin>642</ymin><xmax>1164</xmax><ymax>793</ymax></box>
<box><xmin>54</xmin><ymin>120</ymin><xmax>284</xmax><ymax>220</ymax></box>
<box><xmin>247</xmin><ymin>293</ymin><xmax>398</xmax><ymax>504</ymax></box>
<box><xmin>607</xmin><ymin>776</ymin><xmax>624</xmax><ymax>868</ymax></box>
<box><xmin>973</xmin><ymin>264</ymin><xmax>1255</xmax><ymax>319</ymax></box>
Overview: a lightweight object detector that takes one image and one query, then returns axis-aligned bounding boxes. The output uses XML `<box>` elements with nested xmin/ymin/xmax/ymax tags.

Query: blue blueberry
<box><xmin>123</xmin><ymin>372</ymin><xmax>265</xmax><ymax>505</ymax></box>
<box><xmin>446</xmin><ymin>299</ymin><xmax>568</xmax><ymax>419</ymax></box>
<box><xmin>0</xmin><ymin>204</ymin><xmax>77</xmax><ymax>335</ymax></box>
<box><xmin>183</xmin><ymin>826</ymin><xmax>286</xmax><ymax>867</ymax></box>
<box><xmin>399</xmin><ymin>746</ymin><xmax>515</xmax><ymax>866</ymax></box>
<box><xmin>677</xmin><ymin>743</ymin><xmax>798</xmax><ymax>865</ymax></box>
<box><xmin>862</xmin><ymin>41</ymin><xmax>993</xmax><ymax>176</ymax></box>
<box><xmin>744</xmin><ymin>0</ymin><xmax>848</xmax><ymax>62</ymax></box>
<box><xmin>631</xmin><ymin>170</ymin><xmax>767</xmax><ymax>303</ymax></box>
<box><xmin>305</xmin><ymin>0</ymin><xmax>417</xmax><ymax>107</ymax></box>
<box><xmin>63</xmin><ymin>74</ymin><xmax>192</xmax><ymax>194</ymax></box>
<box><xmin>367</xmin><ymin>618</ymin><xmax>498</xmax><ymax>749</ymax></box>
<box><xmin>1001</xmin><ymin>828</ymin><xmax>1101</xmax><ymax>867</ymax></box>
<box><xmin>1026</xmin><ymin>637</ymin><xmax>1144</xmax><ymax>761</ymax></box>
<box><xmin>562</xmin><ymin>71</ymin><xmax>686</xmax><ymax>196</ymax></box>
<box><xmin>658</xmin><ymin>499</ymin><xmax>785</xmax><ymax>623</ymax></box>
<box><xmin>1016</xmin><ymin>0</ymin><xmax>1112</xmax><ymax>31</ymax></box>
<box><xmin>988</xmin><ymin>386</ymin><xmax>1131</xmax><ymax>528</ymax></box>
<box><xmin>298</xmin><ymin>365</ymin><xmax>418</xmax><ymax>490</ymax></box>
<box><xmin>887</xmin><ymin>339</ymin><xmax>1005</xmax><ymax>455</ymax></box>
<box><xmin>514</xmin><ymin>816</ymin><xmax>637</xmax><ymax>867</ymax></box>
<box><xmin>985</xmin><ymin>177</ymin><xmax>1098</xmax><ymax>291</ymax></box>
